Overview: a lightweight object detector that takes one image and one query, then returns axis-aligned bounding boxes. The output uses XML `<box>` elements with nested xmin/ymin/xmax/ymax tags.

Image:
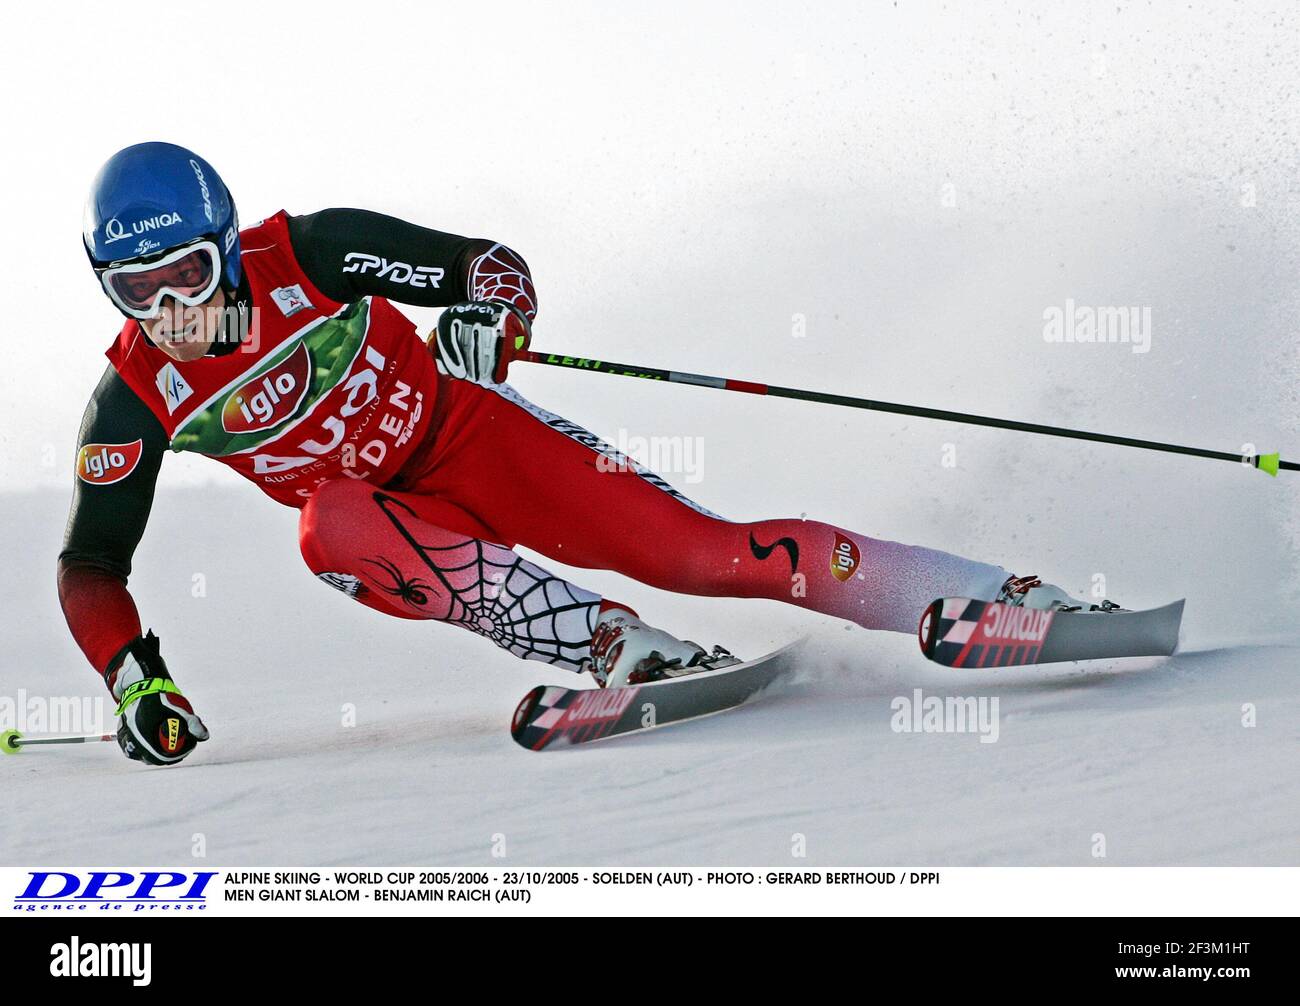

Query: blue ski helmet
<box><xmin>83</xmin><ymin>142</ymin><xmax>241</xmax><ymax>300</ymax></box>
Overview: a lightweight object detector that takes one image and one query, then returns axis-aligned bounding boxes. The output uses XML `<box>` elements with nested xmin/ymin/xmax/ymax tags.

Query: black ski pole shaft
<box><xmin>520</xmin><ymin>350</ymin><xmax>1294</xmax><ymax>476</ymax></box>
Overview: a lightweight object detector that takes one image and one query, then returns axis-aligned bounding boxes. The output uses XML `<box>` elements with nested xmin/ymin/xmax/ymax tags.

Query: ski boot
<box><xmin>997</xmin><ymin>574</ymin><xmax>1123</xmax><ymax>613</ymax></box>
<box><xmin>585</xmin><ymin>606</ymin><xmax>740</xmax><ymax>689</ymax></box>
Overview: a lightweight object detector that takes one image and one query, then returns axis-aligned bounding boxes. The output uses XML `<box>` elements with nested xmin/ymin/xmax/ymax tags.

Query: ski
<box><xmin>510</xmin><ymin>639</ymin><xmax>806</xmax><ymax>750</ymax></box>
<box><xmin>918</xmin><ymin>597</ymin><xmax>1185</xmax><ymax>668</ymax></box>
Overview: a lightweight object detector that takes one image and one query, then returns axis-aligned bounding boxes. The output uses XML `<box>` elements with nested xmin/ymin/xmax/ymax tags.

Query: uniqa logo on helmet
<box><xmin>103</xmin><ymin>213</ymin><xmax>185</xmax><ymax>245</ymax></box>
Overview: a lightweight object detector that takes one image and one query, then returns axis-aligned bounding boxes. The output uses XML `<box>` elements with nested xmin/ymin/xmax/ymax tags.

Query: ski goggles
<box><xmin>97</xmin><ymin>240</ymin><xmax>221</xmax><ymax>319</ymax></box>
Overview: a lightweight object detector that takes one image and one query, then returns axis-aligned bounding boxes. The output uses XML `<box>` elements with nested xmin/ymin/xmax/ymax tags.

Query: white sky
<box><xmin>2</xmin><ymin>1</ymin><xmax>1297</xmax><ymax>492</ymax></box>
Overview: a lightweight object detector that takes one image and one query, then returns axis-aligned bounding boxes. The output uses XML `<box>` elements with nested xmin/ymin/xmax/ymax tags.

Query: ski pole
<box><xmin>0</xmin><ymin>729</ymin><xmax>115</xmax><ymax>754</ymax></box>
<box><xmin>519</xmin><ymin>351</ymin><xmax>1295</xmax><ymax>476</ymax></box>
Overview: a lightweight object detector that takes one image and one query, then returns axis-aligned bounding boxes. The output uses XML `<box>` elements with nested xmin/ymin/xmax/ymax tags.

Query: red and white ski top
<box><xmin>105</xmin><ymin>211</ymin><xmax>438</xmax><ymax>507</ymax></box>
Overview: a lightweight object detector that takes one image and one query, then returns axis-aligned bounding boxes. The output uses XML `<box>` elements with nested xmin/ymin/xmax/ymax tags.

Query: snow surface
<box><xmin>2</xmin><ymin>3</ymin><xmax>1298</xmax><ymax>867</ymax></box>
<box><xmin>3</xmin><ymin>475</ymin><xmax>1296</xmax><ymax>866</ymax></box>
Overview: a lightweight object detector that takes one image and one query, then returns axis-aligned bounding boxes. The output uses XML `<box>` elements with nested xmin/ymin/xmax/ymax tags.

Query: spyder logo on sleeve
<box><xmin>341</xmin><ymin>252</ymin><xmax>444</xmax><ymax>288</ymax></box>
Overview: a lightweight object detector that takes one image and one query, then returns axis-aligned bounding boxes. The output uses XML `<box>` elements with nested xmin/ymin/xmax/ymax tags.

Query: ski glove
<box><xmin>107</xmin><ymin>630</ymin><xmax>209</xmax><ymax>766</ymax></box>
<box><xmin>431</xmin><ymin>299</ymin><xmax>532</xmax><ymax>385</ymax></box>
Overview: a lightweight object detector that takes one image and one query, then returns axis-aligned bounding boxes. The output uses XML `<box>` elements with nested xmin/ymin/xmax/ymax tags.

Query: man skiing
<box><xmin>62</xmin><ymin>142</ymin><xmax>1079</xmax><ymax>766</ymax></box>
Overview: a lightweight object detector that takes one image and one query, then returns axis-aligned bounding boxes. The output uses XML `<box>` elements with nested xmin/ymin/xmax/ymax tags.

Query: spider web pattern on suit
<box><xmin>369</xmin><ymin>491</ymin><xmax>599</xmax><ymax>670</ymax></box>
<box><xmin>468</xmin><ymin>243</ymin><xmax>538</xmax><ymax>319</ymax></box>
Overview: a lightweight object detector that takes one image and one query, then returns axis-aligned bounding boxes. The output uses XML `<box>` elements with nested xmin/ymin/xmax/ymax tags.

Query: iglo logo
<box><xmin>76</xmin><ymin>440</ymin><xmax>144</xmax><ymax>485</ymax></box>
<box><xmin>222</xmin><ymin>341</ymin><xmax>312</xmax><ymax>434</ymax></box>
<box><xmin>829</xmin><ymin>533</ymin><xmax>861</xmax><ymax>582</ymax></box>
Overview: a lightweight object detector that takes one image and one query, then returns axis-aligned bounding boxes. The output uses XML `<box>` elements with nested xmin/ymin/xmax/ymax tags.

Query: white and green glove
<box><xmin>107</xmin><ymin>630</ymin><xmax>209</xmax><ymax>766</ymax></box>
<box><xmin>431</xmin><ymin>299</ymin><xmax>532</xmax><ymax>385</ymax></box>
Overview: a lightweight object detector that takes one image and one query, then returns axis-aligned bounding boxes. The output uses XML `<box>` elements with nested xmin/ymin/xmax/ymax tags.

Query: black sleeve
<box><xmin>59</xmin><ymin>364</ymin><xmax>168</xmax><ymax>581</ymax></box>
<box><xmin>287</xmin><ymin>207</ymin><xmax>492</xmax><ymax>308</ymax></box>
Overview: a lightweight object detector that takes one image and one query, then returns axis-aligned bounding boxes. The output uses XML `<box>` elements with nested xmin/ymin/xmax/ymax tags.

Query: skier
<box><xmin>62</xmin><ymin>142</ymin><xmax>1080</xmax><ymax>766</ymax></box>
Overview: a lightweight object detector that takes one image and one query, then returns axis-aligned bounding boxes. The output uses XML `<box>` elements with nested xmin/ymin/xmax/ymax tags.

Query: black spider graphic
<box><xmin>361</xmin><ymin>555</ymin><xmax>436</xmax><ymax>609</ymax></box>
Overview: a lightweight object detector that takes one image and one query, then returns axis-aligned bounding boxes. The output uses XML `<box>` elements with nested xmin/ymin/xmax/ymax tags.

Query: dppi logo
<box><xmin>829</xmin><ymin>533</ymin><xmax>861</xmax><ymax>582</ymax></box>
<box><xmin>14</xmin><ymin>871</ymin><xmax>217</xmax><ymax>912</ymax></box>
<box><xmin>76</xmin><ymin>440</ymin><xmax>143</xmax><ymax>485</ymax></box>
<box><xmin>222</xmin><ymin>341</ymin><xmax>312</xmax><ymax>434</ymax></box>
